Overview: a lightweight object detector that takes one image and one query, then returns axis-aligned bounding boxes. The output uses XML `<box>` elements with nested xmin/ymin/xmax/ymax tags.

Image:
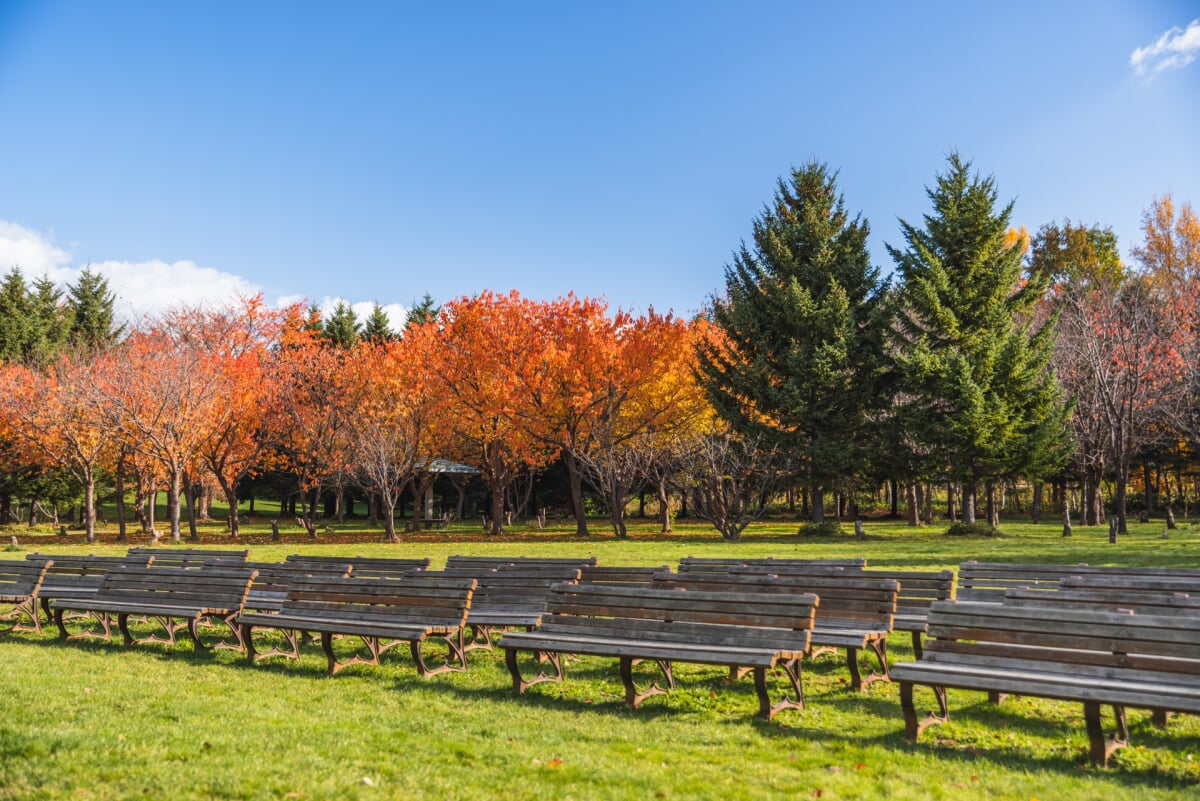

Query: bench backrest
<box><xmin>1004</xmin><ymin>584</ymin><xmax>1200</xmax><ymax>617</ymax></box>
<box><xmin>284</xmin><ymin>555</ymin><xmax>431</xmax><ymax>580</ymax></box>
<box><xmin>242</xmin><ymin>560</ymin><xmax>354</xmax><ymax>595</ymax></box>
<box><xmin>97</xmin><ymin>565</ymin><xmax>259</xmax><ymax>612</ymax></box>
<box><xmin>454</xmin><ymin>564</ymin><xmax>580</xmax><ymax>613</ymax></box>
<box><xmin>0</xmin><ymin>560</ymin><xmax>53</xmax><ymax>600</ymax></box>
<box><xmin>444</xmin><ymin>555</ymin><xmax>598</xmax><ymax>571</ymax></box>
<box><xmin>658</xmin><ymin>570</ymin><xmax>896</xmax><ymax>630</ymax></box>
<box><xmin>279</xmin><ymin>575</ymin><xmax>476</xmax><ymax>629</ymax></box>
<box><xmin>676</xmin><ymin>556</ymin><xmax>866</xmax><ymax>575</ymax></box>
<box><xmin>28</xmin><ymin>553</ymin><xmax>154</xmax><ymax>575</ymax></box>
<box><xmin>577</xmin><ymin>565</ymin><xmax>671</xmax><ymax>586</ymax></box>
<box><xmin>922</xmin><ymin>599</ymin><xmax>1200</xmax><ymax>684</ymax></box>
<box><xmin>537</xmin><ymin>582</ymin><xmax>817</xmax><ymax>658</ymax></box>
<box><xmin>125</xmin><ymin>547</ymin><xmax>250</xmax><ymax>570</ymax></box>
<box><xmin>955</xmin><ymin>561</ymin><xmax>1093</xmax><ymax>602</ymax></box>
<box><xmin>861</xmin><ymin>568</ymin><xmax>956</xmax><ymax>612</ymax></box>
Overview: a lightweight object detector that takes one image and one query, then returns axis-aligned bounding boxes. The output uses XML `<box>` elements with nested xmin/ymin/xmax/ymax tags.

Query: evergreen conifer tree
<box><xmin>697</xmin><ymin>162</ymin><xmax>885</xmax><ymax>522</ymax></box>
<box><xmin>361</xmin><ymin>303</ymin><xmax>395</xmax><ymax>343</ymax></box>
<box><xmin>405</xmin><ymin>293</ymin><xmax>440</xmax><ymax>329</ymax></box>
<box><xmin>28</xmin><ymin>274</ymin><xmax>72</xmax><ymax>366</ymax></box>
<box><xmin>888</xmin><ymin>154</ymin><xmax>1071</xmax><ymax>526</ymax></box>
<box><xmin>0</xmin><ymin>268</ymin><xmax>32</xmax><ymax>363</ymax></box>
<box><xmin>322</xmin><ymin>301</ymin><xmax>361</xmax><ymax>348</ymax></box>
<box><xmin>67</xmin><ymin>266</ymin><xmax>123</xmax><ymax>350</ymax></box>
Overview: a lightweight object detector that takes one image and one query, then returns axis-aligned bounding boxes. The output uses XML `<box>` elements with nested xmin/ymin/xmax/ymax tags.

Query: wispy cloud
<box><xmin>0</xmin><ymin>219</ymin><xmax>407</xmax><ymax>329</ymax></box>
<box><xmin>1131</xmin><ymin>19</ymin><xmax>1200</xmax><ymax>76</ymax></box>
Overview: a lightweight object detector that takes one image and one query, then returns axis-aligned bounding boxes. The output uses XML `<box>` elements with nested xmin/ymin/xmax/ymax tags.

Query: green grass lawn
<box><xmin>2</xmin><ymin>516</ymin><xmax>1200</xmax><ymax>799</ymax></box>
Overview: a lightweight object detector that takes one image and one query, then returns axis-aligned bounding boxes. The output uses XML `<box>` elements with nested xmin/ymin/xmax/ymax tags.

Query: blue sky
<box><xmin>0</xmin><ymin>1</ymin><xmax>1197</xmax><ymax>325</ymax></box>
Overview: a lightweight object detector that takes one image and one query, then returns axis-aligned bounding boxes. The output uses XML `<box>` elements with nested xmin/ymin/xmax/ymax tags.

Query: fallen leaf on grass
<box><xmin>547</xmin><ymin>758</ymin><xmax>563</xmax><ymax>768</ymax></box>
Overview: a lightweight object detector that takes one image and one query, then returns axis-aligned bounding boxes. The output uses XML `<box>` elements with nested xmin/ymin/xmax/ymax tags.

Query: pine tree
<box><xmin>696</xmin><ymin>161</ymin><xmax>885</xmax><ymax>522</ymax></box>
<box><xmin>361</xmin><ymin>303</ymin><xmax>395</xmax><ymax>343</ymax></box>
<box><xmin>67</xmin><ymin>266</ymin><xmax>123</xmax><ymax>350</ymax></box>
<box><xmin>888</xmin><ymin>154</ymin><xmax>1071</xmax><ymax>526</ymax></box>
<box><xmin>404</xmin><ymin>293</ymin><xmax>440</xmax><ymax>329</ymax></box>
<box><xmin>28</xmin><ymin>274</ymin><xmax>72</xmax><ymax>366</ymax></box>
<box><xmin>0</xmin><ymin>268</ymin><xmax>32</xmax><ymax>363</ymax></box>
<box><xmin>322</xmin><ymin>301</ymin><xmax>360</xmax><ymax>348</ymax></box>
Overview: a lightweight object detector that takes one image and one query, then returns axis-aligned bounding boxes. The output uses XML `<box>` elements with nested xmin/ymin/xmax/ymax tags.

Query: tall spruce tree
<box><xmin>322</xmin><ymin>301</ymin><xmax>361</xmax><ymax>348</ymax></box>
<box><xmin>361</xmin><ymin>303</ymin><xmax>395</xmax><ymax>343</ymax></box>
<box><xmin>405</xmin><ymin>293</ymin><xmax>440</xmax><ymax>329</ymax></box>
<box><xmin>0</xmin><ymin>268</ymin><xmax>32</xmax><ymax>363</ymax></box>
<box><xmin>67</xmin><ymin>267</ymin><xmax>123</xmax><ymax>350</ymax></box>
<box><xmin>697</xmin><ymin>161</ymin><xmax>885</xmax><ymax>522</ymax></box>
<box><xmin>888</xmin><ymin>154</ymin><xmax>1071</xmax><ymax>526</ymax></box>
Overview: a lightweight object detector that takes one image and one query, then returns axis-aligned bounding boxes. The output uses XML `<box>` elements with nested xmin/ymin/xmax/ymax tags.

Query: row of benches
<box><xmin>4</xmin><ymin>550</ymin><xmax>1200</xmax><ymax>766</ymax></box>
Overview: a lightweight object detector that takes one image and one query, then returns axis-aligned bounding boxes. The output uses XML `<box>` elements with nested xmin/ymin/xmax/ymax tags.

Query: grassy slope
<box><xmin>2</xmin><ymin>516</ymin><xmax>1199</xmax><ymax>800</ymax></box>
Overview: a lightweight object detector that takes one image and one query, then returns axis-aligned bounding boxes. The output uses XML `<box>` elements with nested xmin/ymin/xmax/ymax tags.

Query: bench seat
<box><xmin>0</xmin><ymin>560</ymin><xmax>53</xmax><ymax>635</ymax></box>
<box><xmin>891</xmin><ymin>599</ymin><xmax>1200</xmax><ymax>766</ymax></box>
<box><xmin>656</xmin><ymin>569</ymin><xmax>898</xmax><ymax>690</ymax></box>
<box><xmin>50</xmin><ymin>565</ymin><xmax>258</xmax><ymax>651</ymax></box>
<box><xmin>498</xmin><ymin>582</ymin><xmax>817</xmax><ymax>719</ymax></box>
<box><xmin>238</xmin><ymin>574</ymin><xmax>475</xmax><ymax>677</ymax></box>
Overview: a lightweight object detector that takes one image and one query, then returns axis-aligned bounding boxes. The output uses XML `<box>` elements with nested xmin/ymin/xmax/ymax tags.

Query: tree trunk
<box><xmin>489</xmin><ymin>478</ymin><xmax>506</xmax><ymax>536</ymax></box>
<box><xmin>656</xmin><ymin>478</ymin><xmax>672</xmax><ymax>533</ymax></box>
<box><xmin>889</xmin><ymin>479</ymin><xmax>899</xmax><ymax>518</ymax></box>
<box><xmin>382</xmin><ymin>498</ymin><xmax>398</xmax><ymax>543</ymax></box>
<box><xmin>83</xmin><ymin>476</ymin><xmax>96</xmax><ymax>545</ymax></box>
<box><xmin>946</xmin><ymin>482</ymin><xmax>956</xmax><ymax>522</ymax></box>
<box><xmin>608</xmin><ymin>485</ymin><xmax>627</xmax><ymax>539</ymax></box>
<box><xmin>1144</xmin><ymin>461</ymin><xmax>1155</xmax><ymax>515</ymax></box>
<box><xmin>905</xmin><ymin>482</ymin><xmax>920</xmax><ymax>526</ymax></box>
<box><xmin>986</xmin><ymin>482</ymin><xmax>1000</xmax><ymax>529</ymax></box>
<box><xmin>1115</xmin><ymin>462</ymin><xmax>1130</xmax><ymax>535</ymax></box>
<box><xmin>167</xmin><ymin>471</ymin><xmax>183</xmax><ymax>542</ymax></box>
<box><xmin>183</xmin><ymin>477</ymin><xmax>199</xmax><ymax>541</ymax></box>
<box><xmin>564</xmin><ymin>451</ymin><xmax>590</xmax><ymax>537</ymax></box>
<box><xmin>116</xmin><ymin>462</ymin><xmax>127</xmax><ymax>542</ymax></box>
<box><xmin>810</xmin><ymin>485</ymin><xmax>824</xmax><ymax>524</ymax></box>
<box><xmin>962</xmin><ymin>484</ymin><xmax>976</xmax><ymax>525</ymax></box>
<box><xmin>1031</xmin><ymin>482</ymin><xmax>1043</xmax><ymax>524</ymax></box>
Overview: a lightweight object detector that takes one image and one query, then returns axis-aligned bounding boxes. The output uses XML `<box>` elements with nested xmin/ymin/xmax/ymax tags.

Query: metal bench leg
<box><xmin>764</xmin><ymin>658</ymin><xmax>805</xmax><ymax>720</ymax></box>
<box><xmin>900</xmin><ymin>681</ymin><xmax>948</xmax><ymax>741</ymax></box>
<box><xmin>1083</xmin><ymin>702</ymin><xmax>1128</xmax><ymax>767</ymax></box>
<box><xmin>322</xmin><ymin>632</ymin><xmax>382</xmax><ymax>676</ymax></box>
<box><xmin>619</xmin><ymin>655</ymin><xmax>673</xmax><ymax>709</ymax></box>
<box><xmin>411</xmin><ymin>630</ymin><xmax>469</xmax><ymax>677</ymax></box>
<box><xmin>505</xmin><ymin>647</ymin><xmax>563</xmax><ymax>694</ymax></box>
<box><xmin>911</xmin><ymin>631</ymin><xmax>924</xmax><ymax>661</ymax></box>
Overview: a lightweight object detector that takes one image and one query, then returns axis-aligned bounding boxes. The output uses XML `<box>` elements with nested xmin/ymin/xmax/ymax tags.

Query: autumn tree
<box><xmin>697</xmin><ymin>162</ymin><xmax>886</xmax><ymax>523</ymax></box>
<box><xmin>0</xmin><ymin>350</ymin><xmax>113</xmax><ymax>542</ymax></box>
<box><xmin>90</xmin><ymin>329</ymin><xmax>229</xmax><ymax>541</ymax></box>
<box><xmin>268</xmin><ymin>323</ymin><xmax>357</xmax><ymax>536</ymax></box>
<box><xmin>165</xmin><ymin>297</ymin><xmax>283</xmax><ymax>537</ymax></box>
<box><xmin>431</xmin><ymin>291</ymin><xmax>557</xmax><ymax>535</ymax></box>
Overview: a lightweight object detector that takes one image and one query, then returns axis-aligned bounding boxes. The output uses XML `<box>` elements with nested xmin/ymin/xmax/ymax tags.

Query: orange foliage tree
<box><xmin>0</xmin><ymin>351</ymin><xmax>114</xmax><ymax>543</ymax></box>
<box><xmin>432</xmin><ymin>291</ymin><xmax>558</xmax><ymax>535</ymax></box>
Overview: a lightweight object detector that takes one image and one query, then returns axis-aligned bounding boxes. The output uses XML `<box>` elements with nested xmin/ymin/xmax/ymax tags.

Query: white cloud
<box><xmin>0</xmin><ymin>219</ymin><xmax>411</xmax><ymax>331</ymax></box>
<box><xmin>0</xmin><ymin>220</ymin><xmax>73</xmax><ymax>276</ymax></box>
<box><xmin>87</xmin><ymin>258</ymin><xmax>264</xmax><ymax>324</ymax></box>
<box><xmin>1131</xmin><ymin>19</ymin><xmax>1200</xmax><ymax>76</ymax></box>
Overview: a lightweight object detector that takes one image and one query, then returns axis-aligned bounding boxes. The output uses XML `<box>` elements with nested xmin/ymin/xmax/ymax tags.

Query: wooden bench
<box><xmin>861</xmin><ymin>569</ymin><xmax>956</xmax><ymax>658</ymax></box>
<box><xmin>444</xmin><ymin>555</ymin><xmax>597</xmax><ymax>571</ymax></box>
<box><xmin>433</xmin><ymin>564</ymin><xmax>583</xmax><ymax>651</ymax></box>
<box><xmin>284</xmin><ymin>554</ymin><xmax>431</xmax><ymax>580</ymax></box>
<box><xmin>237</xmin><ymin>574</ymin><xmax>476</xmax><ymax>677</ymax></box>
<box><xmin>891</xmin><ymin>599</ymin><xmax>1200</xmax><ymax>766</ymax></box>
<box><xmin>126</xmin><ymin>546</ymin><xmax>250</xmax><ymax>570</ymax></box>
<box><xmin>577</xmin><ymin>565</ymin><xmax>670</xmax><ymax>586</ymax></box>
<box><xmin>0</xmin><ymin>560</ymin><xmax>53</xmax><ymax>635</ymax></box>
<box><xmin>497</xmin><ymin>582</ymin><xmax>818</xmax><ymax>719</ymax></box>
<box><xmin>657</xmin><ymin>568</ymin><xmax>899</xmax><ymax>690</ymax></box>
<box><xmin>676</xmin><ymin>556</ymin><xmax>866</xmax><ymax>576</ymax></box>
<box><xmin>957</xmin><ymin>561</ymin><xmax>1200</xmax><ymax>604</ymax></box>
<box><xmin>24</xmin><ymin>553</ymin><xmax>155</xmax><ymax>624</ymax></box>
<box><xmin>49</xmin><ymin>565</ymin><xmax>259</xmax><ymax>651</ymax></box>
